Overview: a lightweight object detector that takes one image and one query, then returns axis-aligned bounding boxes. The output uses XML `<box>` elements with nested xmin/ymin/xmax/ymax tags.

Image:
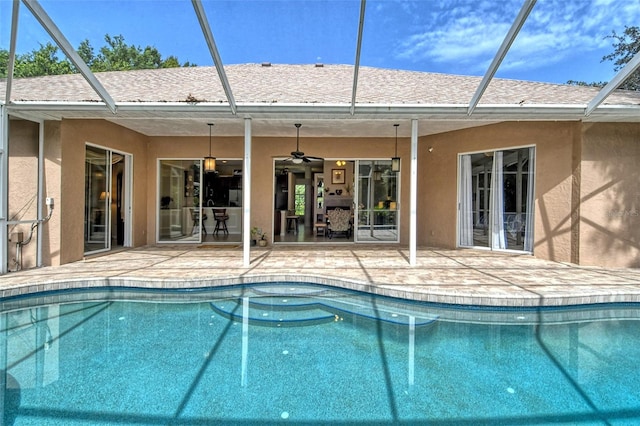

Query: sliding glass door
<box><xmin>458</xmin><ymin>147</ymin><xmax>535</xmax><ymax>252</ymax></box>
<box><xmin>84</xmin><ymin>145</ymin><xmax>131</xmax><ymax>254</ymax></box>
<box><xmin>158</xmin><ymin>160</ymin><xmax>202</xmax><ymax>242</ymax></box>
<box><xmin>355</xmin><ymin>160</ymin><xmax>399</xmax><ymax>242</ymax></box>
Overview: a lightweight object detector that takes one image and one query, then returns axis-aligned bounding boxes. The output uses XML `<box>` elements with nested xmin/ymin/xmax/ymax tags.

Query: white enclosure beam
<box><xmin>22</xmin><ymin>0</ymin><xmax>117</xmax><ymax>113</ymax></box>
<box><xmin>467</xmin><ymin>0</ymin><xmax>536</xmax><ymax>116</ymax></box>
<box><xmin>192</xmin><ymin>0</ymin><xmax>237</xmax><ymax>115</ymax></box>
<box><xmin>4</xmin><ymin>0</ymin><xmax>20</xmax><ymax>105</ymax></box>
<box><xmin>409</xmin><ymin>119</ymin><xmax>418</xmax><ymax>266</ymax></box>
<box><xmin>243</xmin><ymin>118</ymin><xmax>252</xmax><ymax>267</ymax></box>
<box><xmin>350</xmin><ymin>0</ymin><xmax>366</xmax><ymax>116</ymax></box>
<box><xmin>585</xmin><ymin>53</ymin><xmax>640</xmax><ymax>116</ymax></box>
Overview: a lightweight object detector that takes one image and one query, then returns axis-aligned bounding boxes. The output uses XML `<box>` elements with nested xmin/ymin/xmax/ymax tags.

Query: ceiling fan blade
<box><xmin>305</xmin><ymin>156</ymin><xmax>324</xmax><ymax>161</ymax></box>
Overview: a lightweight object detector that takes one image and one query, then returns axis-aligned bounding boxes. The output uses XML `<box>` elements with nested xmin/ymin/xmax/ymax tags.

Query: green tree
<box><xmin>90</xmin><ymin>34</ymin><xmax>181</xmax><ymax>72</ymax></box>
<box><xmin>602</xmin><ymin>26</ymin><xmax>640</xmax><ymax>91</ymax></box>
<box><xmin>0</xmin><ymin>34</ymin><xmax>190</xmax><ymax>78</ymax></box>
<box><xmin>13</xmin><ymin>42</ymin><xmax>73</xmax><ymax>77</ymax></box>
<box><xmin>0</xmin><ymin>49</ymin><xmax>8</xmax><ymax>78</ymax></box>
<box><xmin>568</xmin><ymin>25</ymin><xmax>640</xmax><ymax>90</ymax></box>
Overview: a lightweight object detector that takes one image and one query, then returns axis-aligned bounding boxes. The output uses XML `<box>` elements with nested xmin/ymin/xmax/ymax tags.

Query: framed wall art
<box><xmin>332</xmin><ymin>169</ymin><xmax>345</xmax><ymax>184</ymax></box>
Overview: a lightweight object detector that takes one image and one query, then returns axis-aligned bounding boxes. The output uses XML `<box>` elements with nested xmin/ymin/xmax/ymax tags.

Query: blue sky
<box><xmin>1</xmin><ymin>0</ymin><xmax>639</xmax><ymax>85</ymax></box>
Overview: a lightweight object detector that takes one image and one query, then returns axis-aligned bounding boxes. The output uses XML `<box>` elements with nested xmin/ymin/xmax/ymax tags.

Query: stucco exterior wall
<box><xmin>43</xmin><ymin>121</ymin><xmax>62</xmax><ymax>266</ymax></box>
<box><xmin>579</xmin><ymin>122</ymin><xmax>640</xmax><ymax>268</ymax></box>
<box><xmin>7</xmin><ymin>120</ymin><xmax>40</xmax><ymax>270</ymax></box>
<box><xmin>13</xmin><ymin>116</ymin><xmax>637</xmax><ymax>270</ymax></box>
<box><xmin>418</xmin><ymin>121</ymin><xmax>578</xmax><ymax>263</ymax></box>
<box><xmin>59</xmin><ymin>120</ymin><xmax>149</xmax><ymax>263</ymax></box>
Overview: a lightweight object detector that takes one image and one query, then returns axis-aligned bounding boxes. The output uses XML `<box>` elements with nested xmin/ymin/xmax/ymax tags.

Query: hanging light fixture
<box><xmin>204</xmin><ymin>123</ymin><xmax>216</xmax><ymax>172</ymax></box>
<box><xmin>336</xmin><ymin>160</ymin><xmax>346</xmax><ymax>166</ymax></box>
<box><xmin>372</xmin><ymin>164</ymin><xmax>382</xmax><ymax>181</ymax></box>
<box><xmin>391</xmin><ymin>123</ymin><xmax>400</xmax><ymax>172</ymax></box>
<box><xmin>292</xmin><ymin>123</ymin><xmax>303</xmax><ymax>164</ymax></box>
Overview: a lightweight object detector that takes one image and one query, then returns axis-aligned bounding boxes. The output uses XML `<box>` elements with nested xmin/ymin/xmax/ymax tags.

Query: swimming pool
<box><xmin>2</xmin><ymin>283</ymin><xmax>640</xmax><ymax>424</ymax></box>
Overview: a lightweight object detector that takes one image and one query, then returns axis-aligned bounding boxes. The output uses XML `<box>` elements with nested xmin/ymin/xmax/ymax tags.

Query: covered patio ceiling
<box><xmin>2</xmin><ymin>0</ymin><xmax>640</xmax><ymax>138</ymax></box>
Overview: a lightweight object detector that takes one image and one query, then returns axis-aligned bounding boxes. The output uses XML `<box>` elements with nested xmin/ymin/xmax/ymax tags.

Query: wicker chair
<box><xmin>327</xmin><ymin>208</ymin><xmax>351</xmax><ymax>239</ymax></box>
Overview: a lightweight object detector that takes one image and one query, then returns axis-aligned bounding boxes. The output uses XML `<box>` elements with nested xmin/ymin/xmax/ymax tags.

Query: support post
<box><xmin>409</xmin><ymin>119</ymin><xmax>418</xmax><ymax>266</ymax></box>
<box><xmin>0</xmin><ymin>105</ymin><xmax>7</xmax><ymax>274</ymax></box>
<box><xmin>243</xmin><ymin>118</ymin><xmax>252</xmax><ymax>267</ymax></box>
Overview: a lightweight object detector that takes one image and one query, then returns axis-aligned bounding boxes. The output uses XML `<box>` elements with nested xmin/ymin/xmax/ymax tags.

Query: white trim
<box><xmin>85</xmin><ymin>142</ymin><xmax>134</xmax><ymax>252</ymax></box>
<box><xmin>123</xmin><ymin>154</ymin><xmax>133</xmax><ymax>247</ymax></box>
<box><xmin>457</xmin><ymin>143</ymin><xmax>536</xmax><ymax>157</ymax></box>
<box><xmin>456</xmin><ymin>146</ymin><xmax>536</xmax><ymax>254</ymax></box>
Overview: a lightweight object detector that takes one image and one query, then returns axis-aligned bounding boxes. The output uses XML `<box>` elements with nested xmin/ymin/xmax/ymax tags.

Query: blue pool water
<box><xmin>1</xmin><ymin>283</ymin><xmax>640</xmax><ymax>425</ymax></box>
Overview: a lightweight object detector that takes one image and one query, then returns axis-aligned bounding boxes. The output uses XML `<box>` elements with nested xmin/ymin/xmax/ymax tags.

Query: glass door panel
<box><xmin>459</xmin><ymin>148</ymin><xmax>534</xmax><ymax>251</ymax></box>
<box><xmin>355</xmin><ymin>160</ymin><xmax>399</xmax><ymax>242</ymax></box>
<box><xmin>158</xmin><ymin>160</ymin><xmax>202</xmax><ymax>242</ymax></box>
<box><xmin>84</xmin><ymin>146</ymin><xmax>110</xmax><ymax>253</ymax></box>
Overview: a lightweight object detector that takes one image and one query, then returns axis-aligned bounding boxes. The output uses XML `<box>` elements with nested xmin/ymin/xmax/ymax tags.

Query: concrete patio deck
<box><xmin>1</xmin><ymin>245</ymin><xmax>640</xmax><ymax>307</ymax></box>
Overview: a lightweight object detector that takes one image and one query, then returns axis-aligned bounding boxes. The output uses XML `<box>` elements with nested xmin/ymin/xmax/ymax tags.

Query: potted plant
<box><xmin>250</xmin><ymin>227</ymin><xmax>262</xmax><ymax>246</ymax></box>
<box><xmin>258</xmin><ymin>234</ymin><xmax>268</xmax><ymax>247</ymax></box>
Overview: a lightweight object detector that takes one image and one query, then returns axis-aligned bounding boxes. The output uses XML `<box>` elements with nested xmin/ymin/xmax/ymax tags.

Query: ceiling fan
<box><xmin>284</xmin><ymin>123</ymin><xmax>323</xmax><ymax>164</ymax></box>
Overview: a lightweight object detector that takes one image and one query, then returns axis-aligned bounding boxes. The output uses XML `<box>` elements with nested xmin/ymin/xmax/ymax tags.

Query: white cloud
<box><xmin>393</xmin><ymin>0</ymin><xmax>640</xmax><ymax>73</ymax></box>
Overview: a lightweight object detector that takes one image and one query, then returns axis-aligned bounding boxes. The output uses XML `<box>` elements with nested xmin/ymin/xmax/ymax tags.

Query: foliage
<box><xmin>565</xmin><ymin>80</ymin><xmax>607</xmax><ymax>88</ymax></box>
<box><xmin>601</xmin><ymin>26</ymin><xmax>640</xmax><ymax>91</ymax></box>
<box><xmin>567</xmin><ymin>25</ymin><xmax>640</xmax><ymax>91</ymax></box>
<box><xmin>250</xmin><ymin>227</ymin><xmax>264</xmax><ymax>240</ymax></box>
<box><xmin>0</xmin><ymin>34</ymin><xmax>193</xmax><ymax>78</ymax></box>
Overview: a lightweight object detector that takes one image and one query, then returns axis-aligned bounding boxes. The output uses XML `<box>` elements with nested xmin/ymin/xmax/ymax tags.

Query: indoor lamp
<box><xmin>204</xmin><ymin>123</ymin><xmax>216</xmax><ymax>172</ymax></box>
<box><xmin>391</xmin><ymin>123</ymin><xmax>400</xmax><ymax>172</ymax></box>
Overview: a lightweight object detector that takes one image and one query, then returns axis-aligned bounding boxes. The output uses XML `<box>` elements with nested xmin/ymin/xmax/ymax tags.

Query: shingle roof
<box><xmin>3</xmin><ymin>63</ymin><xmax>640</xmax><ymax>106</ymax></box>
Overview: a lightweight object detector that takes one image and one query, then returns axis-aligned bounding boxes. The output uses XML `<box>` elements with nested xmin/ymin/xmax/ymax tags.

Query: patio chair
<box><xmin>327</xmin><ymin>208</ymin><xmax>351</xmax><ymax>239</ymax></box>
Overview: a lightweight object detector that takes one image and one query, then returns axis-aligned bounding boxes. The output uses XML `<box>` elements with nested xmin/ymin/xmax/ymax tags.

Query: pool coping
<box><xmin>2</xmin><ymin>274</ymin><xmax>640</xmax><ymax>308</ymax></box>
<box><xmin>1</xmin><ymin>246</ymin><xmax>640</xmax><ymax>308</ymax></box>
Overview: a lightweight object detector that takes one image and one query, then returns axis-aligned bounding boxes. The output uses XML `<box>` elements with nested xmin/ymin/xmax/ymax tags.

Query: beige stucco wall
<box><xmin>7</xmin><ymin>120</ymin><xmax>40</xmax><ymax>270</ymax></box>
<box><xmin>59</xmin><ymin>120</ymin><xmax>149</xmax><ymax>263</ymax></box>
<box><xmin>579</xmin><ymin>122</ymin><xmax>640</xmax><ymax>268</ymax></box>
<box><xmin>418</xmin><ymin>121</ymin><xmax>579</xmax><ymax>263</ymax></box>
<box><xmin>10</xmin><ymin>116</ymin><xmax>638</xmax><ymax>270</ymax></box>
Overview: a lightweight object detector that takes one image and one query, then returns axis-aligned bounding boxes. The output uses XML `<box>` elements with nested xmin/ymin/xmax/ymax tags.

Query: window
<box><xmin>294</xmin><ymin>184</ymin><xmax>305</xmax><ymax>216</ymax></box>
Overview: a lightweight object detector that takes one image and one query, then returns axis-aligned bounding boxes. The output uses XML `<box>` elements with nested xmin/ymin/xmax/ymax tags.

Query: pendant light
<box><xmin>204</xmin><ymin>123</ymin><xmax>216</xmax><ymax>172</ymax></box>
<box><xmin>391</xmin><ymin>123</ymin><xmax>400</xmax><ymax>172</ymax></box>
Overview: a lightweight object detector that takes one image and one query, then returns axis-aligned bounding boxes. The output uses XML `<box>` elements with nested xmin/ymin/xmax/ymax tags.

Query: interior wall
<box><xmin>579</xmin><ymin>122</ymin><xmax>640</xmax><ymax>268</ymax></box>
<box><xmin>419</xmin><ymin>121</ymin><xmax>578</xmax><ymax>263</ymax></box>
<box><xmin>60</xmin><ymin>119</ymin><xmax>148</xmax><ymax>263</ymax></box>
